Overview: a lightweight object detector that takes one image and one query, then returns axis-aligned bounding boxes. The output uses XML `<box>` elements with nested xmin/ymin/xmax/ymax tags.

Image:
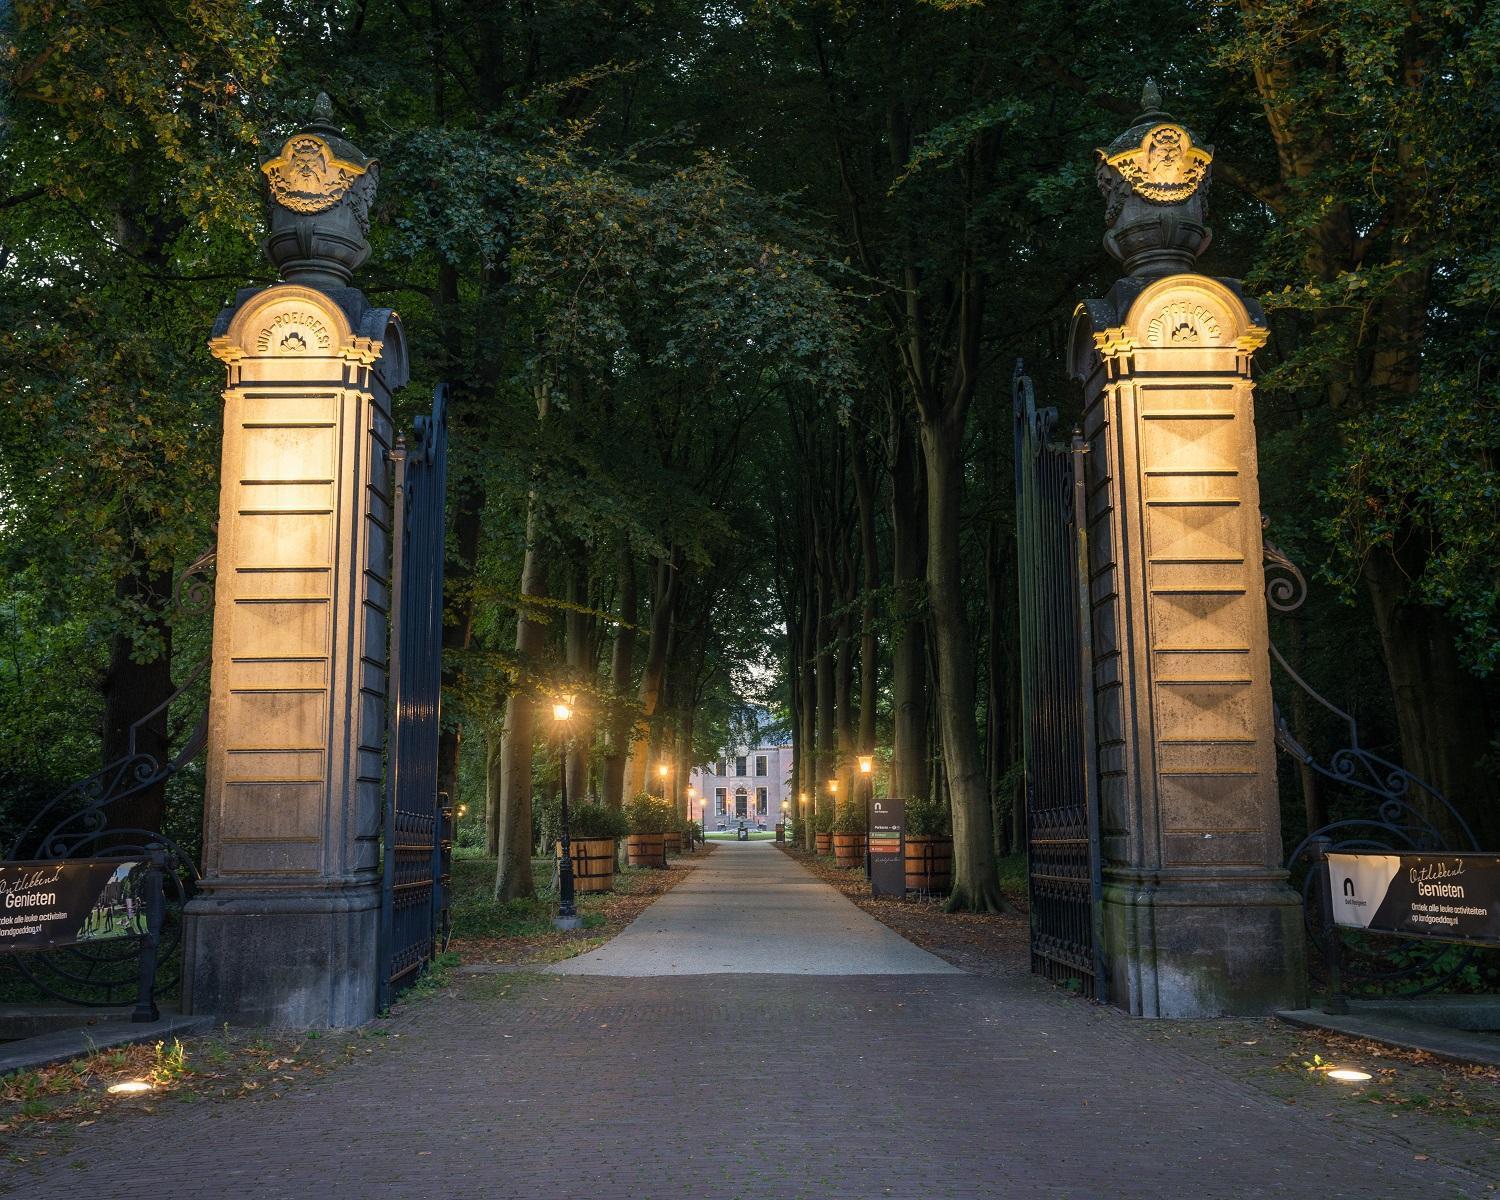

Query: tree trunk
<box><xmin>492</xmin><ymin>458</ymin><xmax>549</xmax><ymax>899</ymax></box>
<box><xmin>602</xmin><ymin>544</ymin><xmax>638</xmax><ymax>809</ymax></box>
<box><xmin>564</xmin><ymin>559</ymin><xmax>595</xmax><ymax>803</ymax></box>
<box><xmin>888</xmin><ymin>410</ymin><xmax>928</xmax><ymax>800</ymax></box>
<box><xmin>815</xmin><ymin>569</ymin><xmax>837</xmax><ymax>830</ymax></box>
<box><xmin>923</xmin><ymin>410</ymin><xmax>1004</xmax><ymax>911</ymax></box>
<box><xmin>799</xmin><ymin>583</ymin><xmax>819</xmax><ymax>847</ymax></box>
<box><xmin>1364</xmin><ymin>549</ymin><xmax>1495</xmax><ymax>845</ymax></box>
<box><xmin>985</xmin><ymin>519</ymin><xmax>1007</xmax><ymax>857</ymax></box>
<box><xmin>852</xmin><ymin>440</ymin><xmax>880</xmax><ymax>761</ymax></box>
<box><xmin>625</xmin><ymin>551</ymin><xmax>678</xmax><ymax>798</ymax></box>
<box><xmin>101</xmin><ymin>566</ymin><xmax>173</xmax><ymax>834</ymax></box>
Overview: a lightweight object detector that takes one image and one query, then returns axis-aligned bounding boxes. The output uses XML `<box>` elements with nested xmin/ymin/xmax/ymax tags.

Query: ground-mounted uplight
<box><xmin>107</xmin><ymin>1080</ymin><xmax>153</xmax><ymax>1096</ymax></box>
<box><xmin>1326</xmin><ymin>1067</ymin><xmax>1372</xmax><ymax>1083</ymax></box>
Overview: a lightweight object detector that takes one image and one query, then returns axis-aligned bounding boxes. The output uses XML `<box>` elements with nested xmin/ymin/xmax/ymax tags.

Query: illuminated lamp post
<box><xmin>552</xmin><ymin>700</ymin><xmax>581</xmax><ymax>930</ymax></box>
<box><xmin>686</xmin><ymin>786</ymin><xmax>697</xmax><ymax>849</ymax></box>
<box><xmin>858</xmin><ymin>754</ymin><xmax>875</xmax><ymax>876</ymax></box>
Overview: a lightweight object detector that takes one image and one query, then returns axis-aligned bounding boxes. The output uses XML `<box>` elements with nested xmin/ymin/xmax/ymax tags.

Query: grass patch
<box><xmin>705</xmin><ymin>830</ymin><xmax>776</xmax><ymax>841</ymax></box>
<box><xmin>449</xmin><ymin>856</ymin><xmax>664</xmax><ymax>941</ymax></box>
<box><xmin>448</xmin><ymin>849</ymin><xmax>705</xmax><ymax>966</ymax></box>
<box><xmin>996</xmin><ymin>853</ymin><xmax>1027</xmax><ymax>904</ymax></box>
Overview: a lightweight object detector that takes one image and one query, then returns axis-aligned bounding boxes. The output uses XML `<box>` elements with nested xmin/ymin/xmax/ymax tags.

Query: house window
<box><xmin>715</xmin><ymin>787</ymin><xmax>727</xmax><ymax>816</ymax></box>
<box><xmin>717</xmin><ymin>759</ymin><xmax>726</xmax><ymax>777</ymax></box>
<box><xmin>756</xmin><ymin>787</ymin><xmax>768</xmax><ymax>815</ymax></box>
<box><xmin>735</xmin><ymin>755</ymin><xmax>747</xmax><ymax>777</ymax></box>
<box><xmin>755</xmin><ymin>754</ymin><xmax>768</xmax><ymax>777</ymax></box>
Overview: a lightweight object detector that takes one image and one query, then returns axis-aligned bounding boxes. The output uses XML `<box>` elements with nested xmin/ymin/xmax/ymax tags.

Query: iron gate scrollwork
<box><xmin>1014</xmin><ymin>362</ymin><xmax>1105</xmax><ymax>1001</ymax></box>
<box><xmin>3</xmin><ymin>551</ymin><xmax>214</xmax><ymax>1007</ymax></box>
<box><xmin>1267</xmin><ymin>520</ymin><xmax>1483</xmax><ymax>996</ymax></box>
<box><xmin>379</xmin><ymin>385</ymin><xmax>451</xmax><ymax>1007</ymax></box>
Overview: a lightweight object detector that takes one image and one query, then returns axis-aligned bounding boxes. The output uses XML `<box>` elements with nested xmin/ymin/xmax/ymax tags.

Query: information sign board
<box><xmin>1328</xmin><ymin>852</ymin><xmax>1500</xmax><ymax>946</ymax></box>
<box><xmin>0</xmin><ymin>859</ymin><xmax>150</xmax><ymax>953</ymax></box>
<box><xmin>869</xmin><ymin>796</ymin><xmax>905</xmax><ymax>898</ymax></box>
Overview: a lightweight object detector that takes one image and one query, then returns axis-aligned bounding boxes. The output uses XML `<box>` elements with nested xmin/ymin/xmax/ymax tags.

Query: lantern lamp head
<box><xmin>858</xmin><ymin>755</ymin><xmax>874</xmax><ymax>774</ymax></box>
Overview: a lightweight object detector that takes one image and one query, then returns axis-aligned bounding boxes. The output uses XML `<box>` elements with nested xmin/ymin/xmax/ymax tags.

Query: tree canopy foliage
<box><xmin>2</xmin><ymin>0</ymin><xmax>1497</xmax><ymax>889</ymax></box>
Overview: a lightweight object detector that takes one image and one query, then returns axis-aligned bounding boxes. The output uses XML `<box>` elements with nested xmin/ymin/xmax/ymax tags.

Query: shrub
<box><xmin>904</xmin><ymin>796</ymin><xmax>951</xmax><ymax>838</ymax></box>
<box><xmin>624</xmin><ymin>792</ymin><xmax>677</xmax><ymax>834</ymax></box>
<box><xmin>831</xmin><ymin>802</ymin><xmax>867</xmax><ymax>834</ymax></box>
<box><xmin>814</xmin><ymin>805</ymin><xmax>835</xmax><ymax>834</ymax></box>
<box><xmin>568</xmin><ymin>802</ymin><xmax>629</xmax><ymax>840</ymax></box>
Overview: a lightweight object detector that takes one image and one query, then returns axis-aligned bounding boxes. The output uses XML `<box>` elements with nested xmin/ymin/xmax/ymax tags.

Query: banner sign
<box><xmin>1328</xmin><ymin>852</ymin><xmax>1500</xmax><ymax>946</ymax></box>
<box><xmin>0</xmin><ymin>859</ymin><xmax>151</xmax><ymax>953</ymax></box>
<box><xmin>869</xmin><ymin>796</ymin><xmax>905</xmax><ymax>899</ymax></box>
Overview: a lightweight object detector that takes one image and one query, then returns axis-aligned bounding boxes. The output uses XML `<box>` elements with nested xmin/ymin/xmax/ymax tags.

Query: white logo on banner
<box><xmin>1326</xmin><ymin>853</ymin><xmax>1402</xmax><ymax>929</ymax></box>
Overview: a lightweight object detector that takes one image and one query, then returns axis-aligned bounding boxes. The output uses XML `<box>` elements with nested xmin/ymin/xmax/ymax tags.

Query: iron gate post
<box><xmin>132</xmin><ymin>845</ymin><xmax>166</xmax><ymax>1024</ymax></box>
<box><xmin>1308</xmin><ymin>837</ymin><xmax>1349</xmax><ymax>1015</ymax></box>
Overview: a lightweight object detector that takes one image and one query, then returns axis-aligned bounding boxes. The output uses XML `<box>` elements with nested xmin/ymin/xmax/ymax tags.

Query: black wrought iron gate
<box><xmin>1013</xmin><ymin>363</ymin><xmax>1105</xmax><ymax>1001</ymax></box>
<box><xmin>378</xmin><ymin>385</ymin><xmax>451</xmax><ymax>1007</ymax></box>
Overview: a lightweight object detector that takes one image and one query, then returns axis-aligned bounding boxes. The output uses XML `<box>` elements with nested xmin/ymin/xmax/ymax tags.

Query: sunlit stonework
<box><xmin>1100</xmin><ymin>123</ymin><xmax>1212</xmax><ymax>204</ymax></box>
<box><xmin>261</xmin><ymin>133</ymin><xmax>372</xmax><ymax>215</ymax></box>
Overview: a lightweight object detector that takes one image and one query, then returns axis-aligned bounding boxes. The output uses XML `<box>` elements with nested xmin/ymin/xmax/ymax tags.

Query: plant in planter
<box><xmin>558</xmin><ymin>802</ymin><xmax>630</xmax><ymax>893</ymax></box>
<box><xmin>831</xmin><ymin>803</ymin><xmax>867</xmax><ymax>869</ymax></box>
<box><xmin>903</xmin><ymin>796</ymin><xmax>954</xmax><ymax>894</ymax></box>
<box><xmin>814</xmin><ymin>805</ymin><xmax>835</xmax><ymax>855</ymax></box>
<box><xmin>624</xmin><ymin>793</ymin><xmax>674</xmax><ymax>867</ymax></box>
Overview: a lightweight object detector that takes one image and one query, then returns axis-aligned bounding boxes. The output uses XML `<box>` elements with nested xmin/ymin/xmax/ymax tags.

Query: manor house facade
<box><xmin>688</xmin><ymin>740</ymin><xmax>794</xmax><ymax>828</ymax></box>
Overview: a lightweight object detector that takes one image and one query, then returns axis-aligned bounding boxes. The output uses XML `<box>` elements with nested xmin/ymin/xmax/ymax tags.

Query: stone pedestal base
<box><xmin>183</xmin><ymin>886</ymin><xmax>379</xmax><ymax>1027</ymax></box>
<box><xmin>1102</xmin><ymin>874</ymin><xmax>1305</xmax><ymax>1017</ymax></box>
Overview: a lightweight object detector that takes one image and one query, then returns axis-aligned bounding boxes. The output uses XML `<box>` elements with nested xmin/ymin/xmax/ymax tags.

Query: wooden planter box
<box><xmin>663</xmin><ymin>830</ymin><xmax>683</xmax><ymax>856</ymax></box>
<box><xmin>556</xmin><ymin>836</ymin><xmax>617</xmax><ymax>894</ymax></box>
<box><xmin>904</xmin><ymin>835</ymin><xmax>953</xmax><ymax>893</ymax></box>
<box><xmin>815</xmin><ymin>832</ymin><xmax>833</xmax><ymax>856</ymax></box>
<box><xmin>832</xmin><ymin>832</ymin><xmax>866</xmax><ymax>869</ymax></box>
<box><xmin>626</xmin><ymin>832</ymin><xmax>667</xmax><ymax>868</ymax></box>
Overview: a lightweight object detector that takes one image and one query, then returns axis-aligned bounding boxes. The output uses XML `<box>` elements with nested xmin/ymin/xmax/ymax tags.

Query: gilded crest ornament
<box><xmin>262</xmin><ymin>134</ymin><xmax>371</xmax><ymax>215</ymax></box>
<box><xmin>1100</xmin><ymin>123</ymin><xmax>1212</xmax><ymax>205</ymax></box>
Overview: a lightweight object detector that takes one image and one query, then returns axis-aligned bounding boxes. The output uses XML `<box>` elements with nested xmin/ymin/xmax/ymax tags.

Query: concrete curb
<box><xmin>0</xmin><ymin>1014</ymin><xmax>216</xmax><ymax>1077</ymax></box>
<box><xmin>1277</xmin><ymin>1006</ymin><xmax>1500</xmax><ymax>1069</ymax></box>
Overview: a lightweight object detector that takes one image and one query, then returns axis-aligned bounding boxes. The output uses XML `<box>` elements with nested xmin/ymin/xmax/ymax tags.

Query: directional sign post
<box><xmin>869</xmin><ymin>796</ymin><xmax>905</xmax><ymax>899</ymax></box>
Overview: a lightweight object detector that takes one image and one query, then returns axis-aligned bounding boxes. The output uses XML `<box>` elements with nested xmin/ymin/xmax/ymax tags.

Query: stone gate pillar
<box><xmin>183</xmin><ymin>97</ymin><xmax>407</xmax><ymax>1025</ymax></box>
<box><xmin>1069</xmin><ymin>83</ymin><xmax>1303</xmax><ymax>1017</ymax></box>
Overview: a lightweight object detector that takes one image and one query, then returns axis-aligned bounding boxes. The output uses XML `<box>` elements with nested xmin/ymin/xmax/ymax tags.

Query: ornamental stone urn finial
<box><xmin>260</xmin><ymin>93</ymin><xmax>380</xmax><ymax>290</ymax></box>
<box><xmin>1095</xmin><ymin>79</ymin><xmax>1213</xmax><ymax>277</ymax></box>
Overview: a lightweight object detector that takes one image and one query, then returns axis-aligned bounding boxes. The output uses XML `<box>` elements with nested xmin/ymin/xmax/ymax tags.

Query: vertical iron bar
<box><xmin>379</xmin><ymin>438</ymin><xmax>408</xmax><ymax>1011</ymax></box>
<box><xmin>1311</xmin><ymin>836</ymin><xmax>1349</xmax><ymax>1014</ymax></box>
<box><xmin>1072</xmin><ymin>435</ymin><xmax>1105</xmax><ymax>1003</ymax></box>
<box><xmin>132</xmin><ymin>845</ymin><xmax>164</xmax><ymax>1023</ymax></box>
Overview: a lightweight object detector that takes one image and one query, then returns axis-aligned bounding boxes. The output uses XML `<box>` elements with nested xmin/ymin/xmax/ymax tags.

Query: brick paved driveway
<box><xmin>4</xmin><ymin>848</ymin><xmax>1495</xmax><ymax>1198</ymax></box>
